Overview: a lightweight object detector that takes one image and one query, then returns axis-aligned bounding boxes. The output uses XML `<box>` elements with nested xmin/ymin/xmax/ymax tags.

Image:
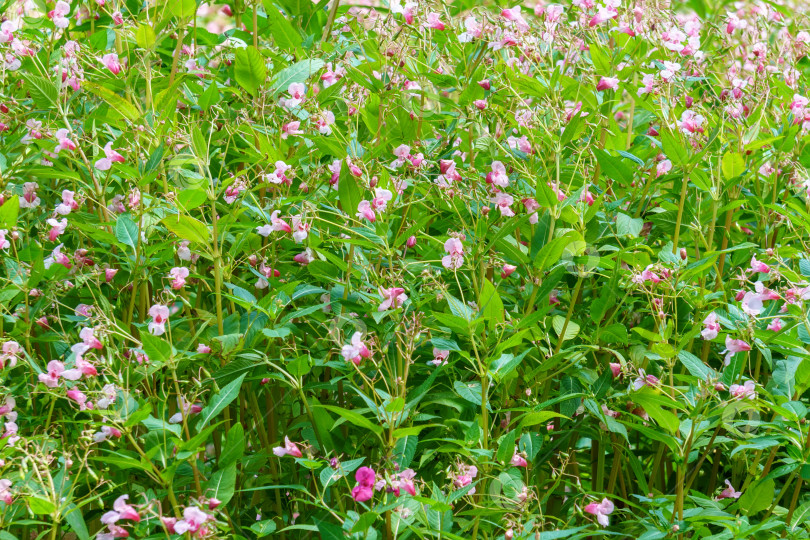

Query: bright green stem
<box><xmin>672</xmin><ymin>175</ymin><xmax>690</xmax><ymax>255</ymax></box>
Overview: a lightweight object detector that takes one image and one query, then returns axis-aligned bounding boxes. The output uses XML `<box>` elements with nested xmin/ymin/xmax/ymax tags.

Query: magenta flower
<box><xmin>55</xmin><ymin>129</ymin><xmax>76</xmax><ymax>152</ymax></box>
<box><xmin>357</xmin><ymin>200</ymin><xmax>376</xmax><ymax>222</ymax></box>
<box><xmin>584</xmin><ymin>497</ymin><xmax>614</xmax><ymax>526</ymax></box>
<box><xmin>352</xmin><ymin>466</ymin><xmax>376</xmax><ymax>502</ymax></box>
<box><xmin>510</xmin><ymin>449</ymin><xmax>528</xmax><ymax>468</ymax></box>
<box><xmin>767</xmin><ymin>318</ymin><xmax>783</xmax><ymax>332</ymax></box>
<box><xmin>501</xmin><ymin>264</ymin><xmax>517</xmax><ymax>278</ymax></box>
<box><xmin>486</xmin><ymin>161</ymin><xmax>510</xmax><ymax>187</ymax></box>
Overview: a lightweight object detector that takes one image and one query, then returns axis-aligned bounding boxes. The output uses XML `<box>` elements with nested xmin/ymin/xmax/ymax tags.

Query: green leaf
<box><xmin>599</xmin><ymin>323</ymin><xmax>628</xmax><ymax>344</ymax></box>
<box><xmin>678</xmin><ymin>350</ymin><xmax>711</xmax><ymax>379</ymax></box>
<box><xmin>266</xmin><ymin>8</ymin><xmax>302</xmax><ymax>50</ymax></box>
<box><xmin>27</xmin><ymin>496</ymin><xmax>55</xmax><ymax>514</ymax></box>
<box><xmin>135</xmin><ymin>24</ymin><xmax>157</xmax><ymax>49</ymax></box>
<box><xmin>220</xmin><ymin>423</ymin><xmax>245</xmax><ymax>467</ymax></box>
<box><xmin>496</xmin><ymin>429</ymin><xmax>518</xmax><ymax>463</ymax></box>
<box><xmin>22</xmin><ymin>75</ymin><xmax>58</xmax><ymax>108</ymax></box>
<box><xmin>616</xmin><ymin>213</ymin><xmax>643</xmax><ymax>237</ymax></box>
<box><xmin>738</xmin><ymin>478</ymin><xmax>774</xmax><ymax>515</ymax></box>
<box><xmin>722</xmin><ymin>152</ymin><xmax>746</xmax><ymax>181</ymax></box>
<box><xmin>0</xmin><ymin>195</ymin><xmax>19</xmax><ymax>229</ymax></box>
<box><xmin>141</xmin><ymin>333</ymin><xmax>171</xmax><ymax>364</ymax></box>
<box><xmin>84</xmin><ymin>82</ymin><xmax>140</xmax><ymax>121</ymax></box>
<box><xmin>317</xmin><ymin>521</ymin><xmax>345</xmax><ymax>540</ymax></box>
<box><xmin>552</xmin><ymin>315</ymin><xmax>580</xmax><ymax>341</ymax></box>
<box><xmin>169</xmin><ymin>0</ymin><xmax>197</xmax><ymax>18</ymax></box>
<box><xmin>250</xmin><ymin>520</ymin><xmax>277</xmax><ymax>537</ymax></box>
<box><xmin>115</xmin><ymin>214</ymin><xmax>139</xmax><ymax>249</ymax></box>
<box><xmin>234</xmin><ymin>46</ymin><xmax>267</xmax><ymax>97</ymax></box>
<box><xmin>199</xmin><ymin>82</ymin><xmax>220</xmax><ymax>111</ymax></box>
<box><xmin>338</xmin><ymin>169</ymin><xmax>363</xmax><ymax>217</ymax></box>
<box><xmin>64</xmin><ymin>503</ymin><xmax>90</xmax><ymax>540</ymax></box>
<box><xmin>269</xmin><ymin>58</ymin><xmax>325</xmax><ymax>96</ymax></box>
<box><xmin>195</xmin><ymin>374</ymin><xmax>247</xmax><ymax>431</ymax></box>
<box><xmin>162</xmin><ymin>214</ymin><xmax>210</xmax><ymax>244</ymax></box>
<box><xmin>205</xmin><ymin>463</ymin><xmax>237</xmax><ymax>505</ymax></box>
<box><xmin>660</xmin><ymin>130</ymin><xmax>689</xmax><ymax>166</ymax></box>
<box><xmin>534</xmin><ymin>232</ymin><xmax>578</xmax><ymax>270</ymax></box>
<box><xmin>315</xmin><ymin>404</ymin><xmax>383</xmax><ymax>435</ymax></box>
<box><xmin>479</xmin><ymin>278</ymin><xmax>504</xmax><ymax>330</ymax></box>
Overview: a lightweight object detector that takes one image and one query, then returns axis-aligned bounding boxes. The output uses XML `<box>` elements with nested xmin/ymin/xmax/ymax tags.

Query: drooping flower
<box><xmin>717</xmin><ymin>479</ymin><xmax>742</xmax><ymax>499</ymax></box>
<box><xmin>442</xmin><ymin>238</ymin><xmax>464</xmax><ymax>270</ymax></box>
<box><xmin>584</xmin><ymin>498</ymin><xmax>614</xmax><ymax>527</ymax></box>
<box><xmin>722</xmin><ymin>336</ymin><xmax>751</xmax><ymax>366</ymax></box>
<box><xmin>272</xmin><ymin>436</ymin><xmax>303</xmax><ymax>458</ymax></box>
<box><xmin>95</xmin><ymin>142</ymin><xmax>125</xmax><ymax>170</ymax></box>
<box><xmin>750</xmin><ymin>255</ymin><xmax>770</xmax><ymax>274</ymax></box>
<box><xmin>174</xmin><ymin>506</ymin><xmax>210</xmax><ymax>535</ymax></box>
<box><xmin>147</xmin><ymin>304</ymin><xmax>170</xmax><ymax>336</ymax></box>
<box><xmin>701</xmin><ymin>312</ymin><xmax>720</xmax><ymax>340</ymax></box>
<box><xmin>379</xmin><ymin>287</ymin><xmax>408</xmax><ymax>311</ymax></box>
<box><xmin>596</xmin><ymin>76</ymin><xmax>619</xmax><ymax>91</ymax></box>
<box><xmin>729</xmin><ymin>380</ymin><xmax>756</xmax><ymax>400</ymax></box>
<box><xmin>169</xmin><ymin>267</ymin><xmax>190</xmax><ymax>290</ymax></box>
<box><xmin>102</xmin><ymin>53</ymin><xmax>123</xmax><ymax>75</ymax></box>
<box><xmin>486</xmin><ymin>161</ymin><xmax>510</xmax><ymax>187</ymax></box>
<box><xmin>341</xmin><ymin>332</ymin><xmax>371</xmax><ymax>365</ymax></box>
<box><xmin>431</xmin><ymin>348</ymin><xmax>450</xmax><ymax>366</ymax></box>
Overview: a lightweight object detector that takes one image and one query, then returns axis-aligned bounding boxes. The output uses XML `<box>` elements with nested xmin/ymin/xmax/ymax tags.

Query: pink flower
<box><xmin>352</xmin><ymin>467</ymin><xmax>376</xmax><ymax>502</ymax></box>
<box><xmin>442</xmin><ymin>238</ymin><xmax>464</xmax><ymax>270</ymax></box>
<box><xmin>95</xmin><ymin>142</ymin><xmax>125</xmax><ymax>170</ymax></box>
<box><xmin>285</xmin><ymin>82</ymin><xmax>306</xmax><ymax>108</ymax></box>
<box><xmin>584</xmin><ymin>498</ymin><xmax>614</xmax><ymax>526</ymax></box>
<box><xmin>379</xmin><ymin>287</ymin><xmax>408</xmax><ymax>311</ymax></box>
<box><xmin>722</xmin><ymin>336</ymin><xmax>751</xmax><ymax>366</ymax></box>
<box><xmin>431</xmin><ymin>348</ymin><xmax>450</xmax><ymax>366</ymax></box>
<box><xmin>0</xmin><ymin>230</ymin><xmax>9</xmax><ymax>250</ymax></box>
<box><xmin>750</xmin><ymin>255</ymin><xmax>770</xmax><ymax>273</ymax></box>
<box><xmin>453</xmin><ymin>464</ymin><xmax>478</xmax><ymax>491</ymax></box>
<box><xmin>767</xmin><ymin>318</ymin><xmax>783</xmax><ymax>332</ymax></box>
<box><xmin>273</xmin><ymin>436</ymin><xmax>303</xmax><ymax>458</ymax></box>
<box><xmin>656</xmin><ymin>159</ymin><xmax>672</xmax><ymax>177</ymax></box>
<box><xmin>291</xmin><ymin>215</ymin><xmax>310</xmax><ymax>243</ymax></box>
<box><xmin>632</xmin><ymin>369</ymin><xmax>659</xmax><ymax>391</ymax></box>
<box><xmin>102</xmin><ymin>53</ymin><xmax>122</xmax><ymax>75</ymax></box>
<box><xmin>609</xmin><ymin>363</ymin><xmax>621</xmax><ymax>378</ymax></box>
<box><xmin>395</xmin><ymin>469</ymin><xmax>416</xmax><ymax>496</ymax></box>
<box><xmin>281</xmin><ymin>121</ymin><xmax>302</xmax><ymax>139</ymax></box>
<box><xmin>47</xmin><ymin>218</ymin><xmax>68</xmax><ymax>242</ymax></box>
<box><xmin>100</xmin><ymin>495</ymin><xmax>141</xmax><ymax>525</ymax></box>
<box><xmin>169</xmin><ymin>267</ymin><xmax>190</xmax><ymax>290</ymax></box>
<box><xmin>424</xmin><ymin>12</ymin><xmax>445</xmax><ymax>30</ymax></box>
<box><xmin>491</xmin><ymin>191</ymin><xmax>515</xmax><ymax>216</ymax></box>
<box><xmin>55</xmin><ymin>190</ymin><xmax>80</xmax><ymax>215</ymax></box>
<box><xmin>0</xmin><ymin>479</ymin><xmax>12</xmax><ymax>504</ymax></box>
<box><xmin>44</xmin><ymin>244</ymin><xmax>71</xmax><ymax>270</ymax></box>
<box><xmin>341</xmin><ymin>332</ymin><xmax>371</xmax><ymax>365</ymax></box>
<box><xmin>197</xmin><ymin>344</ymin><xmax>212</xmax><ymax>354</ymax></box>
<box><xmin>38</xmin><ymin>360</ymin><xmax>81</xmax><ymax>388</ymax></box>
<box><xmin>589</xmin><ymin>5</ymin><xmax>618</xmax><ymax>27</ymax></box>
<box><xmin>729</xmin><ymin>380</ymin><xmax>756</xmax><ymax>400</ymax></box>
<box><xmin>580</xmin><ymin>187</ymin><xmax>595</xmax><ymax>206</ymax></box>
<box><xmin>510</xmin><ymin>449</ymin><xmax>528</xmax><ymax>467</ymax></box>
<box><xmin>459</xmin><ymin>16</ymin><xmax>483</xmax><ymax>42</ymax></box>
<box><xmin>501</xmin><ymin>264</ymin><xmax>517</xmax><ymax>278</ymax></box>
<box><xmin>357</xmin><ymin>200</ymin><xmax>376</xmax><ymax>222</ymax></box>
<box><xmin>174</xmin><ymin>506</ymin><xmax>210</xmax><ymax>535</ymax></box>
<box><xmin>294</xmin><ymin>248</ymin><xmax>315</xmax><ymax>266</ymax></box>
<box><xmin>701</xmin><ymin>312</ymin><xmax>720</xmax><ymax>340</ymax></box>
<box><xmin>148</xmin><ymin>304</ymin><xmax>169</xmax><ymax>336</ymax></box>
<box><xmin>596</xmin><ymin>76</ymin><xmax>619</xmax><ymax>91</ymax></box>
<box><xmin>677</xmin><ymin>110</ymin><xmax>706</xmax><ymax>135</ymax></box>
<box><xmin>717</xmin><ymin>479</ymin><xmax>742</xmax><ymax>499</ymax></box>
<box><xmin>486</xmin><ymin>161</ymin><xmax>510</xmax><ymax>187</ymax></box>
<box><xmin>473</xmin><ymin>99</ymin><xmax>487</xmax><ymax>110</ymax></box>
<box><xmin>55</xmin><ymin>129</ymin><xmax>76</xmax><ymax>152</ymax></box>
<box><xmin>80</xmin><ymin>327</ymin><xmax>103</xmax><ymax>350</ymax></box>
<box><xmin>48</xmin><ymin>1</ymin><xmax>70</xmax><ymax>28</ymax></box>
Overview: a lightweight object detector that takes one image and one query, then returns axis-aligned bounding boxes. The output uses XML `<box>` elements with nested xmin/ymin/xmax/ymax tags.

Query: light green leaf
<box><xmin>195</xmin><ymin>374</ymin><xmax>246</xmax><ymax>431</ymax></box>
<box><xmin>162</xmin><ymin>214</ymin><xmax>209</xmax><ymax>244</ymax></box>
<box><xmin>234</xmin><ymin>46</ymin><xmax>267</xmax><ymax>96</ymax></box>
<box><xmin>115</xmin><ymin>214</ymin><xmax>139</xmax><ymax>249</ymax></box>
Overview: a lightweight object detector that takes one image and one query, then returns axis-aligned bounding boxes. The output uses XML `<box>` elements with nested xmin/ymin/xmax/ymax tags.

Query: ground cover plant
<box><xmin>1</xmin><ymin>0</ymin><xmax>810</xmax><ymax>538</ymax></box>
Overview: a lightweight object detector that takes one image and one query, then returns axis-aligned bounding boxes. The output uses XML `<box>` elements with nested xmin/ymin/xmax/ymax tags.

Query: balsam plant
<box><xmin>1</xmin><ymin>0</ymin><xmax>810</xmax><ymax>538</ymax></box>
